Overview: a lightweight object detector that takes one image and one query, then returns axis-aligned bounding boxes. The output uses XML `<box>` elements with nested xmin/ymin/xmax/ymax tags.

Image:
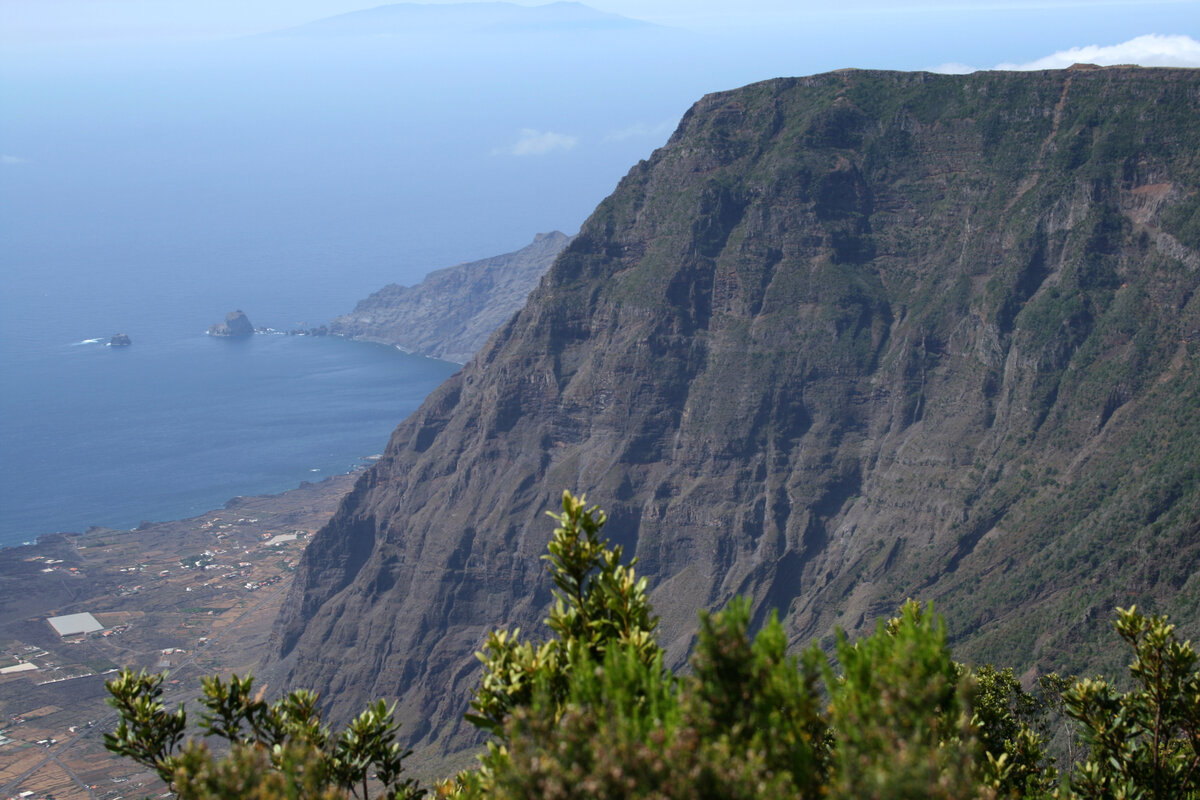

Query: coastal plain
<box><xmin>0</xmin><ymin>474</ymin><xmax>354</xmax><ymax>800</ymax></box>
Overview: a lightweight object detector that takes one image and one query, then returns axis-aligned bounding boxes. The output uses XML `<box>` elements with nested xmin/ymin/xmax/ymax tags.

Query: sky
<box><xmin>2</xmin><ymin>0</ymin><xmax>1198</xmax><ymax>61</ymax></box>
<box><xmin>1</xmin><ymin>0</ymin><xmax>1197</xmax><ymax>274</ymax></box>
<box><xmin>2</xmin><ymin>0</ymin><xmax>1197</xmax><ymax>287</ymax></box>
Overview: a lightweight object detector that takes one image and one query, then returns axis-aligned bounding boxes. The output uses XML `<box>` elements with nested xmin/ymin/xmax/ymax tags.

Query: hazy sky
<box><xmin>1</xmin><ymin>0</ymin><xmax>1197</xmax><ymax>395</ymax></box>
<box><xmin>3</xmin><ymin>0</ymin><xmax>1197</xmax><ymax>45</ymax></box>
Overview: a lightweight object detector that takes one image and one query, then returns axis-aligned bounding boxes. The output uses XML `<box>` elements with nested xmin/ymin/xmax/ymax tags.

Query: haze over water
<box><xmin>0</xmin><ymin>12</ymin><xmax>712</xmax><ymax>546</ymax></box>
<box><xmin>1</xmin><ymin>19</ymin><xmax>684</xmax><ymax>546</ymax></box>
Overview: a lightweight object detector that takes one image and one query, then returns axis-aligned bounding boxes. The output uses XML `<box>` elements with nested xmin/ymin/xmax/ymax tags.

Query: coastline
<box><xmin>1</xmin><ymin>468</ymin><xmax>366</xmax><ymax>556</ymax></box>
<box><xmin>0</xmin><ymin>471</ymin><xmax>356</xmax><ymax>799</ymax></box>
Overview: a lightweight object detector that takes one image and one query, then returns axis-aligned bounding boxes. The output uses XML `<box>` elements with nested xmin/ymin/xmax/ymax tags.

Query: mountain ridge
<box><xmin>269</xmin><ymin>67</ymin><xmax>1200</xmax><ymax>764</ymax></box>
<box><xmin>267</xmin><ymin>2</ymin><xmax>659</xmax><ymax>39</ymax></box>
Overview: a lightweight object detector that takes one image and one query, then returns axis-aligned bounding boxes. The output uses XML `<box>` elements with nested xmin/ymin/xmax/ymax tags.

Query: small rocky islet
<box><xmin>206</xmin><ymin>309</ymin><xmax>256</xmax><ymax>338</ymax></box>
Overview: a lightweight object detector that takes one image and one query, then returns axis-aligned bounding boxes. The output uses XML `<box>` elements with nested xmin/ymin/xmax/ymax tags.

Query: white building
<box><xmin>47</xmin><ymin>612</ymin><xmax>103</xmax><ymax>637</ymax></box>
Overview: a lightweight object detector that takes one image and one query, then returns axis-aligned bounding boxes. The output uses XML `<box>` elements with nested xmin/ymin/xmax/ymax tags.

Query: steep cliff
<box><xmin>272</xmin><ymin>67</ymin><xmax>1200</xmax><ymax>759</ymax></box>
<box><xmin>329</xmin><ymin>232</ymin><xmax>572</xmax><ymax>364</ymax></box>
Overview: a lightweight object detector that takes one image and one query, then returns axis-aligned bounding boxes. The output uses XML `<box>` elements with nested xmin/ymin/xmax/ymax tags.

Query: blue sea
<box><xmin>0</xmin><ymin>35</ymin><xmax>688</xmax><ymax>549</ymax></box>
<box><xmin>0</xmin><ymin>132</ymin><xmax>470</xmax><ymax>545</ymax></box>
<box><xmin>0</xmin><ymin>328</ymin><xmax>457</xmax><ymax>545</ymax></box>
<box><xmin>1</xmin><ymin>20</ymin><xmax>849</xmax><ymax>547</ymax></box>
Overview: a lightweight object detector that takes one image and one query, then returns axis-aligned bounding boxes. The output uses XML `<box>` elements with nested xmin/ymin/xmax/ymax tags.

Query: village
<box><xmin>0</xmin><ymin>474</ymin><xmax>354</xmax><ymax>800</ymax></box>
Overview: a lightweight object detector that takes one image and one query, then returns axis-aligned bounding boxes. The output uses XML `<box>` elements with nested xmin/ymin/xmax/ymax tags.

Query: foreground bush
<box><xmin>107</xmin><ymin>491</ymin><xmax>1200</xmax><ymax>799</ymax></box>
<box><xmin>104</xmin><ymin>670</ymin><xmax>422</xmax><ymax>800</ymax></box>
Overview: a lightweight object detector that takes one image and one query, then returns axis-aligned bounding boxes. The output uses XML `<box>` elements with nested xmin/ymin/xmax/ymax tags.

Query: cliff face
<box><xmin>272</xmin><ymin>68</ymin><xmax>1200</xmax><ymax>756</ymax></box>
<box><xmin>329</xmin><ymin>232</ymin><xmax>572</xmax><ymax>364</ymax></box>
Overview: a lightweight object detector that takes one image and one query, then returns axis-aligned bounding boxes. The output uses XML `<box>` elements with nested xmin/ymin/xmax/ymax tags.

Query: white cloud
<box><xmin>998</xmin><ymin>34</ymin><xmax>1200</xmax><ymax>69</ymax></box>
<box><xmin>603</xmin><ymin>120</ymin><xmax>677</xmax><ymax>142</ymax></box>
<box><xmin>495</xmin><ymin>128</ymin><xmax>579</xmax><ymax>157</ymax></box>
<box><xmin>1</xmin><ymin>154</ymin><xmax>29</xmax><ymax>165</ymax></box>
<box><xmin>935</xmin><ymin>34</ymin><xmax>1200</xmax><ymax>72</ymax></box>
<box><xmin>930</xmin><ymin>62</ymin><xmax>977</xmax><ymax>74</ymax></box>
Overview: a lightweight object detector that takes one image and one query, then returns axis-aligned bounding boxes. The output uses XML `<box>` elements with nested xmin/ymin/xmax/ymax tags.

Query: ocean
<box><xmin>0</xmin><ymin>29</ymin><xmax>732</xmax><ymax>548</ymax></box>
<box><xmin>0</xmin><ymin>328</ymin><xmax>458</xmax><ymax>546</ymax></box>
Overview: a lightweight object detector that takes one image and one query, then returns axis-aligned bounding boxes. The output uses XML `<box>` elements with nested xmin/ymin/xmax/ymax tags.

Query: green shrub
<box><xmin>103</xmin><ymin>670</ymin><xmax>422</xmax><ymax>800</ymax></box>
<box><xmin>106</xmin><ymin>493</ymin><xmax>1200</xmax><ymax>800</ymax></box>
<box><xmin>1064</xmin><ymin>607</ymin><xmax>1200</xmax><ymax>799</ymax></box>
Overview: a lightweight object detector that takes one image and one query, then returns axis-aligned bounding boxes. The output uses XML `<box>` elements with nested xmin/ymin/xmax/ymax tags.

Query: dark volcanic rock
<box><xmin>271</xmin><ymin>68</ymin><xmax>1200</xmax><ymax>762</ymax></box>
<box><xmin>329</xmin><ymin>232</ymin><xmax>573</xmax><ymax>363</ymax></box>
<box><xmin>288</xmin><ymin>325</ymin><xmax>328</xmax><ymax>337</ymax></box>
<box><xmin>108</xmin><ymin>333</ymin><xmax>131</xmax><ymax>346</ymax></box>
<box><xmin>208</xmin><ymin>310</ymin><xmax>255</xmax><ymax>338</ymax></box>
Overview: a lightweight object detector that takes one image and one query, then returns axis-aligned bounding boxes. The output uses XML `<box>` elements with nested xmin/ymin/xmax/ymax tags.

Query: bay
<box><xmin>0</xmin><ymin>329</ymin><xmax>457</xmax><ymax>546</ymax></box>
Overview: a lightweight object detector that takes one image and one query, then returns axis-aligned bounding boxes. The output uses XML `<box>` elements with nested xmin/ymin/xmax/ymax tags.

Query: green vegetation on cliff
<box><xmin>111</xmin><ymin>494</ymin><xmax>1200</xmax><ymax>798</ymax></box>
<box><xmin>269</xmin><ymin>68</ymin><xmax>1200</xmax><ymax>772</ymax></box>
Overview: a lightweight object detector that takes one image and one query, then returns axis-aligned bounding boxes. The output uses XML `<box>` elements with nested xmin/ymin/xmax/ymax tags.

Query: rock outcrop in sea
<box><xmin>208</xmin><ymin>310</ymin><xmax>255</xmax><ymax>338</ymax></box>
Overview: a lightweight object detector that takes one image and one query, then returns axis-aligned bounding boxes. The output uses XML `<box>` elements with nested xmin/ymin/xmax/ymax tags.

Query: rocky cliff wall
<box><xmin>271</xmin><ymin>67</ymin><xmax>1200</xmax><ymax>760</ymax></box>
<box><xmin>329</xmin><ymin>231</ymin><xmax>572</xmax><ymax>363</ymax></box>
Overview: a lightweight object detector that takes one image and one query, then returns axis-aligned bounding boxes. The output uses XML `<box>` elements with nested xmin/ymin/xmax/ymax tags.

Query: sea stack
<box><xmin>108</xmin><ymin>333</ymin><xmax>131</xmax><ymax>346</ymax></box>
<box><xmin>207</xmin><ymin>310</ymin><xmax>255</xmax><ymax>338</ymax></box>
